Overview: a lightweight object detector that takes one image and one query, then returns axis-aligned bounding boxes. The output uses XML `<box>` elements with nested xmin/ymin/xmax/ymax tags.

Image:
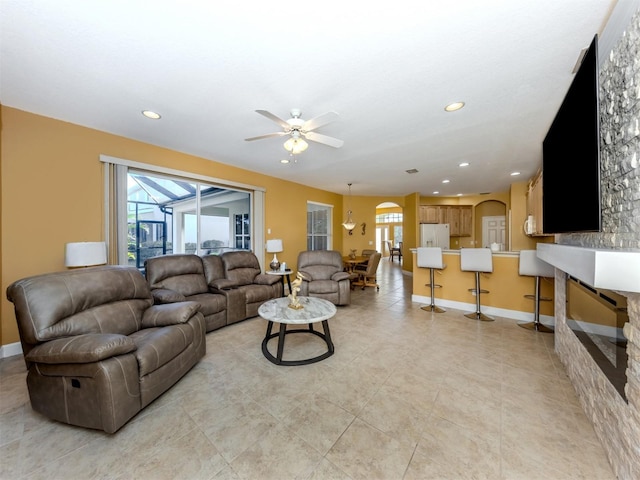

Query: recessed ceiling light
<box><xmin>442</xmin><ymin>179</ymin><xmax>450</xmax><ymax>184</ymax></box>
<box><xmin>444</xmin><ymin>102</ymin><xmax>465</xmax><ymax>112</ymax></box>
<box><xmin>510</xmin><ymin>171</ymin><xmax>521</xmax><ymax>176</ymax></box>
<box><xmin>280</xmin><ymin>159</ymin><xmax>290</xmax><ymax>164</ymax></box>
<box><xmin>406</xmin><ymin>169</ymin><xmax>419</xmax><ymax>174</ymax></box>
<box><xmin>433</xmin><ymin>191</ymin><xmax>439</xmax><ymax>194</ymax></box>
<box><xmin>459</xmin><ymin>162</ymin><xmax>470</xmax><ymax>167</ymax></box>
<box><xmin>142</xmin><ymin>110</ymin><xmax>161</xmax><ymax>119</ymax></box>
<box><xmin>456</xmin><ymin>193</ymin><xmax>463</xmax><ymax>196</ymax></box>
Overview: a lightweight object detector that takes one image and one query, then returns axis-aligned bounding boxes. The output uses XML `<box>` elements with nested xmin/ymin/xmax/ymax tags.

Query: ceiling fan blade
<box><xmin>302</xmin><ymin>111</ymin><xmax>340</xmax><ymax>132</ymax></box>
<box><xmin>245</xmin><ymin>132</ymin><xmax>288</xmax><ymax>141</ymax></box>
<box><xmin>303</xmin><ymin>131</ymin><xmax>344</xmax><ymax>148</ymax></box>
<box><xmin>255</xmin><ymin>110</ymin><xmax>291</xmax><ymax>130</ymax></box>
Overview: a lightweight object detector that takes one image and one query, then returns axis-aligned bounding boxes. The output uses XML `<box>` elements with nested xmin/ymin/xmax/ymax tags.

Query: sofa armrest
<box><xmin>254</xmin><ymin>274</ymin><xmax>281</xmax><ymax>286</ymax></box>
<box><xmin>332</xmin><ymin>271</ymin><xmax>351</xmax><ymax>282</ymax></box>
<box><xmin>209</xmin><ymin>278</ymin><xmax>238</xmax><ymax>290</ymax></box>
<box><xmin>151</xmin><ymin>288</ymin><xmax>186</xmax><ymax>304</ymax></box>
<box><xmin>298</xmin><ymin>270</ymin><xmax>313</xmax><ymax>281</ymax></box>
<box><xmin>141</xmin><ymin>301</ymin><xmax>201</xmax><ymax>328</ymax></box>
<box><xmin>25</xmin><ymin>334</ymin><xmax>136</xmax><ymax>364</ymax></box>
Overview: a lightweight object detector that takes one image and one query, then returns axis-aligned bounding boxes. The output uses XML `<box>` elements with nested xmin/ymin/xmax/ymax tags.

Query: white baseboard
<box><xmin>411</xmin><ymin>294</ymin><xmax>555</xmax><ymax>326</ymax></box>
<box><xmin>0</xmin><ymin>342</ymin><xmax>23</xmax><ymax>359</ymax></box>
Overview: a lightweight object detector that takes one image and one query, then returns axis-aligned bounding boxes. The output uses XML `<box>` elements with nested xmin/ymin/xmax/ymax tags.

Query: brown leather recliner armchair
<box><xmin>145</xmin><ymin>254</ymin><xmax>229</xmax><ymax>332</ymax></box>
<box><xmin>219</xmin><ymin>251</ymin><xmax>283</xmax><ymax>318</ymax></box>
<box><xmin>297</xmin><ymin>250</ymin><xmax>351</xmax><ymax>305</ymax></box>
<box><xmin>6</xmin><ymin>265</ymin><xmax>206</xmax><ymax>433</ymax></box>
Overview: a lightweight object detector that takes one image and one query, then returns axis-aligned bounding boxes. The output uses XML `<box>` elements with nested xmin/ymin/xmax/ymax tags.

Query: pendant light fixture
<box><xmin>342</xmin><ymin>183</ymin><xmax>357</xmax><ymax>234</ymax></box>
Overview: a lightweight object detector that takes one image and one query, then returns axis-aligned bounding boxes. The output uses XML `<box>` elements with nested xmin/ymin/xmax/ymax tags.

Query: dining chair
<box><xmin>386</xmin><ymin>241</ymin><xmax>402</xmax><ymax>261</ymax></box>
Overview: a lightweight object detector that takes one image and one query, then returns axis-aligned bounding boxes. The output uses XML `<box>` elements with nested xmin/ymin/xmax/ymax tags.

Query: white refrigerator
<box><xmin>420</xmin><ymin>224</ymin><xmax>450</xmax><ymax>249</ymax></box>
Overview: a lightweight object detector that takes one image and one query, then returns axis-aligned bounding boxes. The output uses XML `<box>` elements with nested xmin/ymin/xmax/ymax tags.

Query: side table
<box><xmin>266</xmin><ymin>269</ymin><xmax>292</xmax><ymax>297</ymax></box>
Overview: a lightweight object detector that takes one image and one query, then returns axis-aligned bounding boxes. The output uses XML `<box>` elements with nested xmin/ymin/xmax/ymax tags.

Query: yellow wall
<box><xmin>0</xmin><ymin>107</ymin><xmax>346</xmax><ymax>346</ymax></box>
<box><xmin>340</xmin><ymin>195</ymin><xmax>405</xmax><ymax>260</ymax></box>
<box><xmin>0</xmin><ymin>106</ymin><xmax>540</xmax><ymax>348</ymax></box>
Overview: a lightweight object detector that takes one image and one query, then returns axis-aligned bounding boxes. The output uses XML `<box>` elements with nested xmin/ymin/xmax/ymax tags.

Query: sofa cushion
<box><xmin>6</xmin><ymin>266</ymin><xmax>153</xmax><ymax>344</ymax></box>
<box><xmin>220</xmin><ymin>251</ymin><xmax>261</xmax><ymax>286</ymax></box>
<box><xmin>141</xmin><ymin>302</ymin><xmax>201</xmax><ymax>328</ymax></box>
<box><xmin>151</xmin><ymin>288</ymin><xmax>186</xmax><ymax>304</ymax></box>
<box><xmin>25</xmin><ymin>334</ymin><xmax>136</xmax><ymax>364</ymax></box>
<box><xmin>152</xmin><ymin>273</ymin><xmax>209</xmax><ymax>297</ymax></box>
<box><xmin>308</xmin><ymin>280</ymin><xmax>339</xmax><ymax>295</ymax></box>
<box><xmin>129</xmin><ymin>324</ymin><xmax>194</xmax><ymax>377</ymax></box>
<box><xmin>145</xmin><ymin>254</ymin><xmax>209</xmax><ymax>296</ymax></box>
<box><xmin>186</xmin><ymin>293</ymin><xmax>226</xmax><ymax>317</ymax></box>
<box><xmin>238</xmin><ymin>284</ymin><xmax>277</xmax><ymax>304</ymax></box>
<box><xmin>201</xmin><ymin>254</ymin><xmax>227</xmax><ymax>285</ymax></box>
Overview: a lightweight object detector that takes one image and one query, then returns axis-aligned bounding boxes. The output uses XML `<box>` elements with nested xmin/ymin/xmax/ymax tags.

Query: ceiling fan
<box><xmin>245</xmin><ymin>109</ymin><xmax>344</xmax><ymax>152</ymax></box>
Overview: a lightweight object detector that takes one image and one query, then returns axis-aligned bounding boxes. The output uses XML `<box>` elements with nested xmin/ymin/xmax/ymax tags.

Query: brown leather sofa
<box><xmin>145</xmin><ymin>251</ymin><xmax>282</xmax><ymax>330</ymax></box>
<box><xmin>145</xmin><ymin>253</ymin><xmax>229</xmax><ymax>331</ymax></box>
<box><xmin>6</xmin><ymin>265</ymin><xmax>206</xmax><ymax>433</ymax></box>
<box><xmin>297</xmin><ymin>250</ymin><xmax>352</xmax><ymax>305</ymax></box>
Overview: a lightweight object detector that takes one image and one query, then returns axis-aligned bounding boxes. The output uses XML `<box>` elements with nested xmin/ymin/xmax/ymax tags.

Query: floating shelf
<box><xmin>537</xmin><ymin>244</ymin><xmax>640</xmax><ymax>293</ymax></box>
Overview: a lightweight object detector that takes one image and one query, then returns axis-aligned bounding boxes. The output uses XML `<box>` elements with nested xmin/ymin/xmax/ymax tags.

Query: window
<box><xmin>307</xmin><ymin>202</ymin><xmax>332</xmax><ymax>250</ymax></box>
<box><xmin>102</xmin><ymin>156</ymin><xmax>264</xmax><ymax>270</ymax></box>
<box><xmin>376</xmin><ymin>212</ymin><xmax>403</xmax><ymax>223</ymax></box>
<box><xmin>234</xmin><ymin>213</ymin><xmax>250</xmax><ymax>249</ymax></box>
<box><xmin>125</xmin><ymin>170</ymin><xmax>251</xmax><ymax>268</ymax></box>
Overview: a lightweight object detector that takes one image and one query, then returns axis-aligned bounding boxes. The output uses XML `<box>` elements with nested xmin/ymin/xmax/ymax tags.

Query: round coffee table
<box><xmin>258</xmin><ymin>296</ymin><xmax>337</xmax><ymax>366</ymax></box>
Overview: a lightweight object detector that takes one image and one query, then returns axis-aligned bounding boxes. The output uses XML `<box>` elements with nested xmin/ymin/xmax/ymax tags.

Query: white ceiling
<box><xmin>0</xmin><ymin>0</ymin><xmax>624</xmax><ymax>197</ymax></box>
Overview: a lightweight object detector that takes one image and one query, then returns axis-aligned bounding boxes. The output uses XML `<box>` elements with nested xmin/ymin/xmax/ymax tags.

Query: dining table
<box><xmin>342</xmin><ymin>256</ymin><xmax>368</xmax><ymax>272</ymax></box>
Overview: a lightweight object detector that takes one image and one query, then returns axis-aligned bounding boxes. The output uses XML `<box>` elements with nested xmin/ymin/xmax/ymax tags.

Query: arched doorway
<box><xmin>474</xmin><ymin>200</ymin><xmax>507</xmax><ymax>249</ymax></box>
<box><xmin>376</xmin><ymin>202</ymin><xmax>402</xmax><ymax>258</ymax></box>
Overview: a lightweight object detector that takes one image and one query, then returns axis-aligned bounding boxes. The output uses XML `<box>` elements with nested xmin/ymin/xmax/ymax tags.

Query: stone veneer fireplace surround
<box><xmin>535</xmin><ymin>4</ymin><xmax>640</xmax><ymax>478</ymax></box>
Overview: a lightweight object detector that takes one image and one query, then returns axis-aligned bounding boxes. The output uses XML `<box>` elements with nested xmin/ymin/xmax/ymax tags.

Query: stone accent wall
<box><xmin>555</xmin><ymin>8</ymin><xmax>640</xmax><ymax>480</ymax></box>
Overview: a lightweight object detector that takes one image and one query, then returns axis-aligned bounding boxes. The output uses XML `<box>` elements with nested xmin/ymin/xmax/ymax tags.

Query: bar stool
<box><xmin>518</xmin><ymin>250</ymin><xmax>555</xmax><ymax>333</ymax></box>
<box><xmin>417</xmin><ymin>247</ymin><xmax>446</xmax><ymax>313</ymax></box>
<box><xmin>460</xmin><ymin>248</ymin><xmax>494</xmax><ymax>321</ymax></box>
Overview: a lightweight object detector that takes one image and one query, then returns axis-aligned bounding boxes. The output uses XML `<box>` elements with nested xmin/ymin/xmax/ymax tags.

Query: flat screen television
<box><xmin>542</xmin><ymin>34</ymin><xmax>601</xmax><ymax>234</ymax></box>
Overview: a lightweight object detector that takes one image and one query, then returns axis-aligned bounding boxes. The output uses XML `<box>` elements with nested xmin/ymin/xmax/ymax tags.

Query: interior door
<box><xmin>376</xmin><ymin>226</ymin><xmax>388</xmax><ymax>256</ymax></box>
<box><xmin>482</xmin><ymin>216</ymin><xmax>506</xmax><ymax>248</ymax></box>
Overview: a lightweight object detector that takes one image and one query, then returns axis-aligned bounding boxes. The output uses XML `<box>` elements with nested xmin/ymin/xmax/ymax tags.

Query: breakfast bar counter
<box><xmin>411</xmin><ymin>249</ymin><xmax>555</xmax><ymax>320</ymax></box>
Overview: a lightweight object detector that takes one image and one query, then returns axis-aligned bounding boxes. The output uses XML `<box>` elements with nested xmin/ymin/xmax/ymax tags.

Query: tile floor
<box><xmin>0</xmin><ymin>259</ymin><xmax>616</xmax><ymax>479</ymax></box>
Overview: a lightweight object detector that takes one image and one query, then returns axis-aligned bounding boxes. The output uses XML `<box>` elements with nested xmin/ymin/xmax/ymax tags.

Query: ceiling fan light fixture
<box><xmin>283</xmin><ymin>137</ymin><xmax>308</xmax><ymax>154</ymax></box>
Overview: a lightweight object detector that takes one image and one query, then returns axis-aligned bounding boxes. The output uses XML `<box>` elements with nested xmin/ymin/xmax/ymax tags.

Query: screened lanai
<box><xmin>127</xmin><ymin>170</ymin><xmax>251</xmax><ymax>269</ymax></box>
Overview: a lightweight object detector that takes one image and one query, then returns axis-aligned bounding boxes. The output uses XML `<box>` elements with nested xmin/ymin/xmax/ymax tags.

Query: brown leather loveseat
<box><xmin>6</xmin><ymin>265</ymin><xmax>206</xmax><ymax>433</ymax></box>
<box><xmin>145</xmin><ymin>251</ymin><xmax>282</xmax><ymax>331</ymax></box>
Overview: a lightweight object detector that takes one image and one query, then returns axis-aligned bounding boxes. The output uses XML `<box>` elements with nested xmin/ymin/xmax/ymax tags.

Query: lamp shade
<box><xmin>265</xmin><ymin>239</ymin><xmax>283</xmax><ymax>253</ymax></box>
<box><xmin>65</xmin><ymin>242</ymin><xmax>107</xmax><ymax>267</ymax></box>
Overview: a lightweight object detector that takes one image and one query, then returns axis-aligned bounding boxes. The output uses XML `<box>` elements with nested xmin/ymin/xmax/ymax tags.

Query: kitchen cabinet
<box><xmin>459</xmin><ymin>206</ymin><xmax>472</xmax><ymax>236</ymax></box>
<box><xmin>526</xmin><ymin>172</ymin><xmax>546</xmax><ymax>236</ymax></box>
<box><xmin>445</xmin><ymin>207</ymin><xmax>461</xmax><ymax>235</ymax></box>
<box><xmin>419</xmin><ymin>205</ymin><xmax>472</xmax><ymax>237</ymax></box>
<box><xmin>419</xmin><ymin>206</ymin><xmax>439</xmax><ymax>224</ymax></box>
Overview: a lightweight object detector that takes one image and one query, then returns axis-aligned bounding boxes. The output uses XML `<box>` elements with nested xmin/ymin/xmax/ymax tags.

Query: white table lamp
<box><xmin>265</xmin><ymin>239</ymin><xmax>283</xmax><ymax>271</ymax></box>
<box><xmin>65</xmin><ymin>242</ymin><xmax>107</xmax><ymax>268</ymax></box>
